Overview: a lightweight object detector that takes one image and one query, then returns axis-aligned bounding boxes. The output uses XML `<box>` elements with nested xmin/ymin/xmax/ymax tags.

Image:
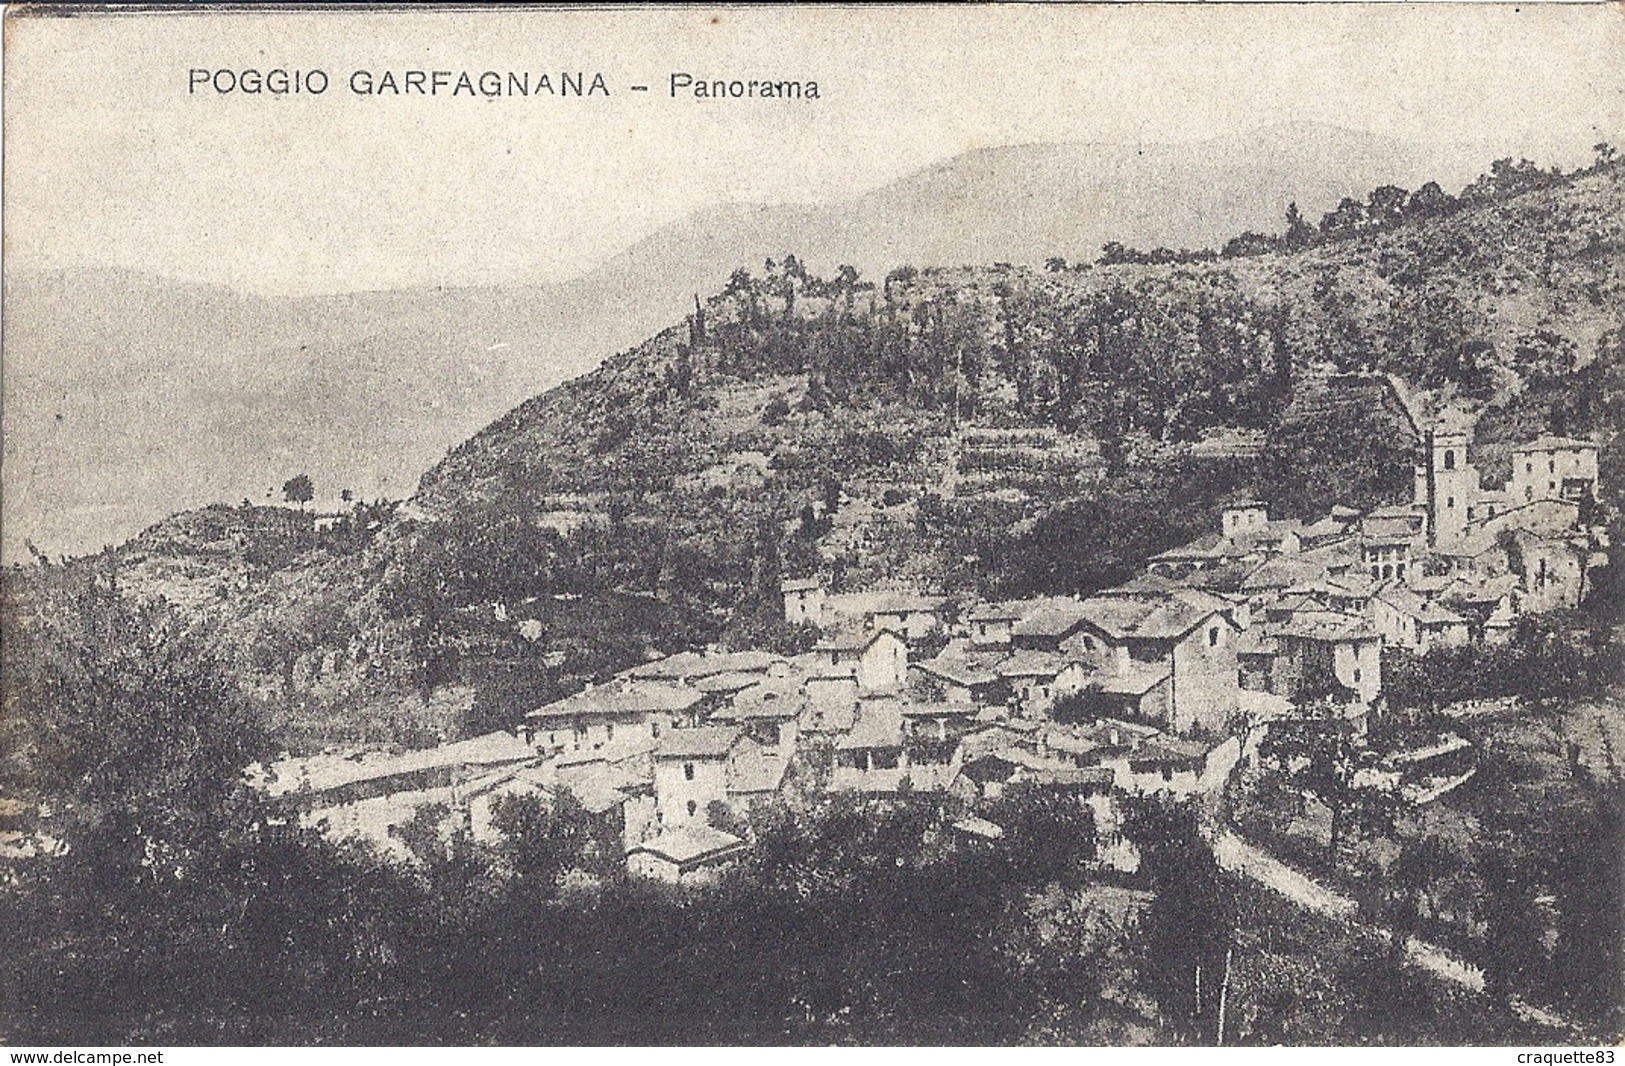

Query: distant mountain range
<box><xmin>0</xmin><ymin>122</ymin><xmax>1520</xmax><ymax>560</ymax></box>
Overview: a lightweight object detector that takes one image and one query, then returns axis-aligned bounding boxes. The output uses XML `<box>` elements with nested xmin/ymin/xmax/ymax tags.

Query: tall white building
<box><xmin>1509</xmin><ymin>436</ymin><xmax>1599</xmax><ymax>506</ymax></box>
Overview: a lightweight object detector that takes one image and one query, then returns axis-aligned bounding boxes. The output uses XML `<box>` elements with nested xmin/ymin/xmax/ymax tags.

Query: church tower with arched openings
<box><xmin>1413</xmin><ymin>406</ymin><xmax>1478</xmax><ymax>550</ymax></box>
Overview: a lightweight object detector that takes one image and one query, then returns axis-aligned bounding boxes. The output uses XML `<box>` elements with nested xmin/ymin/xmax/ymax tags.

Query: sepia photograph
<box><xmin>1</xmin><ymin>3</ymin><xmax>1622</xmax><ymax>1049</ymax></box>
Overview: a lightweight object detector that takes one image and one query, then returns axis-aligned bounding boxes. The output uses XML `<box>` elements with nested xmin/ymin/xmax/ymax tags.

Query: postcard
<box><xmin>2</xmin><ymin>4</ymin><xmax>1621</xmax><ymax>1049</ymax></box>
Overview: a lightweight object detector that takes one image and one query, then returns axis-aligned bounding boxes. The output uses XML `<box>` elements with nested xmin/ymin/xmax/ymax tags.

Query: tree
<box><xmin>1124</xmin><ymin>796</ymin><xmax>1236</xmax><ymax>1042</ymax></box>
<box><xmin>1257</xmin><ymin>698</ymin><xmax>1375</xmax><ymax>856</ymax></box>
<box><xmin>1319</xmin><ymin>197</ymin><xmax>1367</xmax><ymax>237</ymax></box>
<box><xmin>690</xmin><ymin>292</ymin><xmax>708</xmax><ymax>346</ymax></box>
<box><xmin>1594</xmin><ymin>142</ymin><xmax>1618</xmax><ymax>168</ymax></box>
<box><xmin>984</xmin><ymin>781</ymin><xmax>1096</xmax><ymax>884</ymax></box>
<box><xmin>1283</xmin><ymin>202</ymin><xmax>1315</xmax><ymax>249</ymax></box>
<box><xmin>797</xmin><ymin>373</ymin><xmax>831</xmax><ymax>414</ymax></box>
<box><xmin>761</xmin><ymin>395</ymin><xmax>791</xmax><ymax>425</ymax></box>
<box><xmin>1512</xmin><ymin>330</ymin><xmax>1578</xmax><ymax>384</ymax></box>
<box><xmin>489</xmin><ymin>789</ymin><xmax>614</xmax><ymax>896</ymax></box>
<box><xmin>1044</xmin><ymin>256</ymin><xmax>1069</xmax><ymax>272</ymax></box>
<box><xmin>822</xmin><ymin>477</ymin><xmax>843</xmax><ymax>517</ymax></box>
<box><xmin>3</xmin><ymin>572</ymin><xmax>269</xmax><ymax>830</ymax></box>
<box><xmin>1051</xmin><ymin>685</ymin><xmax>1119</xmax><ymax>724</ymax></box>
<box><xmin>1368</xmin><ymin>832</ymin><xmax>1458</xmax><ymax>953</ymax></box>
<box><xmin>706</xmin><ymin>799</ymin><xmax>749</xmax><ymax>837</ymax></box>
<box><xmin>1460</xmin><ymin>157</ymin><xmax>1550</xmax><ymax>204</ymax></box>
<box><xmin>883</xmin><ymin>264</ymin><xmax>918</xmax><ymax>302</ymax></box>
<box><xmin>1479</xmin><ymin>847</ymin><xmax>1547</xmax><ymax>1005</ymax></box>
<box><xmin>282</xmin><ymin>472</ymin><xmax>315</xmax><ymax>510</ymax></box>
<box><xmin>1221</xmin><ymin>231</ymin><xmax>1277</xmax><ymax>258</ymax></box>
<box><xmin>390</xmin><ymin>801</ymin><xmax>458</xmax><ymax>865</ymax></box>
<box><xmin>1406</xmin><ymin>181</ymin><xmax>1455</xmax><ymax>218</ymax></box>
<box><xmin>1</xmin><ymin>573</ymin><xmax>290</xmax><ymax>1040</ymax></box>
<box><xmin>1366</xmin><ymin>184</ymin><xmax>1410</xmax><ymax>227</ymax></box>
<box><xmin>1548</xmin><ymin>779</ymin><xmax>1624</xmax><ymax>1024</ymax></box>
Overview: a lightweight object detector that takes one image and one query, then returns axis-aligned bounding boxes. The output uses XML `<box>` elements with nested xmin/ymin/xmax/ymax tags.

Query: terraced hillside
<box><xmin>15</xmin><ymin>155</ymin><xmax>1622</xmax><ymax>749</ymax></box>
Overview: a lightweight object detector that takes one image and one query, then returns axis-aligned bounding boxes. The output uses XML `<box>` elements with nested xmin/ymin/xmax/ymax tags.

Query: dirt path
<box><xmin>1212</xmin><ymin>827</ymin><xmax>1592</xmax><ymax>1037</ymax></box>
<box><xmin>1214</xmin><ymin>828</ymin><xmax>1483</xmax><ymax>991</ymax></box>
<box><xmin>1211</xmin><ymin>829</ymin><xmax>1357</xmax><ymax>919</ymax></box>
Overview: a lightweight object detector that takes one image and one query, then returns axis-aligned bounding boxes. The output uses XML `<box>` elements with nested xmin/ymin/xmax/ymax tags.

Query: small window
<box><xmin>1353</xmin><ymin>668</ymin><xmax>1362</xmax><ymax>684</ymax></box>
<box><xmin>1396</xmin><ymin>563</ymin><xmax>1406</xmax><ymax>579</ymax></box>
<box><xmin>1208</xmin><ymin>627</ymin><xmax>1220</xmax><ymax>647</ymax></box>
<box><xmin>1446</xmin><ymin>495</ymin><xmax>1455</xmax><ymax>509</ymax></box>
<box><xmin>1525</xmin><ymin>487</ymin><xmax>1534</xmax><ymax>501</ymax></box>
<box><xmin>1549</xmin><ymin>482</ymin><xmax>1556</xmax><ymax>492</ymax></box>
<box><xmin>684</xmin><ymin>762</ymin><xmax>695</xmax><ymax>781</ymax></box>
<box><xmin>651</xmin><ymin>720</ymin><xmax>661</xmax><ymax>738</ymax></box>
<box><xmin>606</xmin><ymin>723</ymin><xmax>615</xmax><ymax>741</ymax></box>
<box><xmin>1549</xmin><ymin>459</ymin><xmax>1556</xmax><ymax>473</ymax></box>
<box><xmin>1526</xmin><ymin>462</ymin><xmax>1534</xmax><ymax>474</ymax></box>
<box><xmin>687</xmin><ymin>800</ymin><xmax>697</xmax><ymax>817</ymax></box>
<box><xmin>1443</xmin><ymin>449</ymin><xmax>1456</xmax><ymax>470</ymax></box>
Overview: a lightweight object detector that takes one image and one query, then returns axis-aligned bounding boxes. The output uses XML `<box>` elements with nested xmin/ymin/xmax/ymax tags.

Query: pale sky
<box><xmin>5</xmin><ymin>5</ymin><xmax>1623</xmax><ymax>295</ymax></box>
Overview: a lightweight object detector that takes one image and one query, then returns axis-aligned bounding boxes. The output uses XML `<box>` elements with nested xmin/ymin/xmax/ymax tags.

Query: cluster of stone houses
<box><xmin>254</xmin><ymin>417</ymin><xmax>1603</xmax><ymax>886</ymax></box>
<box><xmin>1149</xmin><ymin>415</ymin><xmax>1603</xmax><ymax>675</ymax></box>
<box><xmin>253</xmin><ymin>586</ymin><xmax>1258</xmax><ymax>884</ymax></box>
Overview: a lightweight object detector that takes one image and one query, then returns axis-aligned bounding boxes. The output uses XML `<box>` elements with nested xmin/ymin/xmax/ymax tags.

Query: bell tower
<box><xmin>1424</xmin><ymin>408</ymin><xmax>1477</xmax><ymax>550</ymax></box>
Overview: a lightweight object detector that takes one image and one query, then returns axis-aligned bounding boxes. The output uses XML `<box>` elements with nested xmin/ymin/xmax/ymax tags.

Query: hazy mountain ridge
<box><xmin>4</xmin><ymin>123</ymin><xmax>1498</xmax><ymax>560</ymax></box>
<box><xmin>2</xmin><ymin>269</ymin><xmax>653</xmax><ymax>560</ymax></box>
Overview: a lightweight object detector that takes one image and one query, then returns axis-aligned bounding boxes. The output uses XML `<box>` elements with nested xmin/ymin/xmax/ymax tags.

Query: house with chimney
<box><xmin>1272</xmin><ymin>611</ymin><xmax>1383</xmax><ymax>707</ymax></box>
<box><xmin>1146</xmin><ymin>501</ymin><xmax>1302</xmax><ymax>576</ymax></box>
<box><xmin>627</xmin><ymin>825</ymin><xmax>748</xmax><ymax>885</ymax></box>
<box><xmin>996</xmin><ymin>649</ymin><xmax>1089</xmax><ymax>716</ymax></box>
<box><xmin>865</xmin><ymin>592</ymin><xmax>948</xmax><ymax>643</ymax></box>
<box><xmin>911</xmin><ymin>654</ymin><xmax>1007</xmax><ymax>707</ymax></box>
<box><xmin>1059</xmin><ymin>588</ymin><xmax>1242</xmax><ymax>736</ymax></box>
<box><xmin>524</xmin><ymin>680</ymin><xmax>703</xmax><ymax>755</ymax></box>
<box><xmin>831</xmin><ymin>700</ymin><xmax>962</xmax><ymax>793</ymax></box>
<box><xmin>1010</xmin><ymin>600</ymin><xmax>1096</xmax><ymax>651</ymax></box>
<box><xmin>814</xmin><ymin>626</ymin><xmax>909</xmax><ymax>692</ymax></box>
<box><xmin>709</xmin><ymin>678</ymin><xmax>802</xmax><ymax>756</ymax></box>
<box><xmin>651</xmin><ymin>726</ymin><xmax>741</xmax><ymax>829</ymax></box>
<box><xmin>1509</xmin><ymin>436</ymin><xmax>1599</xmax><ymax>506</ymax></box>
<box><xmin>965</xmin><ymin>602</ymin><xmax>1025</xmax><ymax>649</ymax></box>
<box><xmin>781</xmin><ymin>576</ymin><xmax>826</xmax><ymax>627</ymax></box>
<box><xmin>1370</xmin><ymin>583</ymin><xmax>1472</xmax><ymax>653</ymax></box>
<box><xmin>801</xmin><ymin>663</ymin><xmax>862</xmax><ymax>734</ymax></box>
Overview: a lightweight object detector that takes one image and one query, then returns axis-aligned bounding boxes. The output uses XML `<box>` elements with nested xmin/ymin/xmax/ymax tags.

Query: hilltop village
<box><xmin>253</xmin><ymin>407</ymin><xmax>1607</xmax><ymax>884</ymax></box>
<box><xmin>6</xmin><ymin>139</ymin><xmax>1622</xmax><ymax>1048</ymax></box>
